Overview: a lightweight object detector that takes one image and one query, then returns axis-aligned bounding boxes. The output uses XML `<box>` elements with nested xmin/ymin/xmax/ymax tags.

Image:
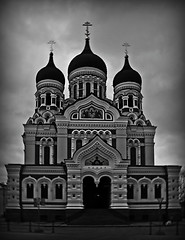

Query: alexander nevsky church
<box><xmin>5</xmin><ymin>23</ymin><xmax>181</xmax><ymax>223</ymax></box>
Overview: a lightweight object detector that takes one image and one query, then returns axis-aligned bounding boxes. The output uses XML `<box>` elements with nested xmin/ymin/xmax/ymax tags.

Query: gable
<box><xmin>64</xmin><ymin>94</ymin><xmax>120</xmax><ymax>121</ymax></box>
<box><xmin>72</xmin><ymin>135</ymin><xmax>123</xmax><ymax>167</ymax></box>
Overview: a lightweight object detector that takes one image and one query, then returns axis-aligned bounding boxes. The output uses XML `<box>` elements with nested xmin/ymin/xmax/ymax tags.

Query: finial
<box><xmin>122</xmin><ymin>42</ymin><xmax>130</xmax><ymax>56</ymax></box>
<box><xmin>48</xmin><ymin>40</ymin><xmax>56</xmax><ymax>52</ymax></box>
<box><xmin>82</xmin><ymin>21</ymin><xmax>92</xmax><ymax>39</ymax></box>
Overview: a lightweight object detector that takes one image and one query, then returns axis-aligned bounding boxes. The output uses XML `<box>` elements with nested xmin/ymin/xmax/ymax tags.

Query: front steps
<box><xmin>67</xmin><ymin>208</ymin><xmax>128</xmax><ymax>225</ymax></box>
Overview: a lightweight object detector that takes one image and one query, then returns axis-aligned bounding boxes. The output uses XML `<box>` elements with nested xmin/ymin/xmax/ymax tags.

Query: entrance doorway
<box><xmin>83</xmin><ymin>176</ymin><xmax>111</xmax><ymax>208</ymax></box>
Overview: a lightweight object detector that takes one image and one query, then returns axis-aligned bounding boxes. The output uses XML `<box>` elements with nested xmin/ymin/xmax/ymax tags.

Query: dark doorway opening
<box><xmin>83</xmin><ymin>176</ymin><xmax>111</xmax><ymax>209</ymax></box>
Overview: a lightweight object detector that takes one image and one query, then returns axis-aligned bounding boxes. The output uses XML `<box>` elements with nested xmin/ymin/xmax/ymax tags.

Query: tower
<box><xmin>113</xmin><ymin>44</ymin><xmax>156</xmax><ymax>166</ymax></box>
<box><xmin>67</xmin><ymin>22</ymin><xmax>107</xmax><ymax>101</ymax></box>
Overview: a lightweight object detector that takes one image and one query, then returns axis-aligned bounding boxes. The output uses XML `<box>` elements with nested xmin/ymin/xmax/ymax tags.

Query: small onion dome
<box><xmin>68</xmin><ymin>38</ymin><xmax>107</xmax><ymax>75</ymax></box>
<box><xmin>36</xmin><ymin>52</ymin><xmax>65</xmax><ymax>84</ymax></box>
<box><xmin>113</xmin><ymin>55</ymin><xmax>142</xmax><ymax>87</ymax></box>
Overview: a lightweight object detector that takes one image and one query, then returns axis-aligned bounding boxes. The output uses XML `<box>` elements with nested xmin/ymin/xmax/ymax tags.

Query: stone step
<box><xmin>69</xmin><ymin>209</ymin><xmax>127</xmax><ymax>225</ymax></box>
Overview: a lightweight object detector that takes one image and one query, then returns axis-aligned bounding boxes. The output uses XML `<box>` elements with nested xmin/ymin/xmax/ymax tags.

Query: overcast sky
<box><xmin>0</xmin><ymin>0</ymin><xmax>184</xmax><ymax>182</ymax></box>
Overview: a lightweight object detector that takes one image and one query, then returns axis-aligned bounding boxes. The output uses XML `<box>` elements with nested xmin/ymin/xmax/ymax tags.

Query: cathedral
<box><xmin>5</xmin><ymin>23</ymin><xmax>181</xmax><ymax>222</ymax></box>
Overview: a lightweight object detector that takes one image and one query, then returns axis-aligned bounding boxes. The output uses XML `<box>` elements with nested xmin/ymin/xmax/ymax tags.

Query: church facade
<box><xmin>5</xmin><ymin>24</ymin><xmax>181</xmax><ymax>222</ymax></box>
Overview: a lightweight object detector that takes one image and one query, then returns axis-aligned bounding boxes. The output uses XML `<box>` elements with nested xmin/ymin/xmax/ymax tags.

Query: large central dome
<box><xmin>68</xmin><ymin>38</ymin><xmax>107</xmax><ymax>75</ymax></box>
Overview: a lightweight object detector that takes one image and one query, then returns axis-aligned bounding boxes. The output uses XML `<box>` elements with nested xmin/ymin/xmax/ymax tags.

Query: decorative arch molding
<box><xmin>138</xmin><ymin>176</ymin><xmax>151</xmax><ymax>185</ymax></box>
<box><xmin>151</xmin><ymin>176</ymin><xmax>166</xmax><ymax>185</ymax></box>
<box><xmin>82</xmin><ymin>173</ymin><xmax>112</xmax><ymax>186</ymax></box>
<box><xmin>37</xmin><ymin>176</ymin><xmax>52</xmax><ymax>185</ymax></box>
<box><xmin>64</xmin><ymin>94</ymin><xmax>120</xmax><ymax>121</ymax></box>
<box><xmin>127</xmin><ymin>176</ymin><xmax>138</xmax><ymax>184</ymax></box>
<box><xmin>73</xmin><ymin>135</ymin><xmax>123</xmax><ymax>166</ymax></box>
<box><xmin>22</xmin><ymin>176</ymin><xmax>37</xmax><ymax>184</ymax></box>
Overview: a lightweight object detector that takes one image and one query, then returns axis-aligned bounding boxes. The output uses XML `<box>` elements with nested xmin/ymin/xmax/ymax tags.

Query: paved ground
<box><xmin>1</xmin><ymin>221</ymin><xmax>185</xmax><ymax>240</ymax></box>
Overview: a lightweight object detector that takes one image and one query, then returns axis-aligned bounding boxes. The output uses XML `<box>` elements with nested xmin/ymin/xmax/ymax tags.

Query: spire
<box><xmin>46</xmin><ymin>52</ymin><xmax>55</xmax><ymax>67</ymax></box>
<box><xmin>47</xmin><ymin>40</ymin><xmax>56</xmax><ymax>67</ymax></box>
<box><xmin>82</xmin><ymin>21</ymin><xmax>92</xmax><ymax>39</ymax></box>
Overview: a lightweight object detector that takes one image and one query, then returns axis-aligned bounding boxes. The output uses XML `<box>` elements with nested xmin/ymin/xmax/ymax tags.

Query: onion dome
<box><xmin>36</xmin><ymin>52</ymin><xmax>65</xmax><ymax>84</ymax></box>
<box><xmin>113</xmin><ymin>55</ymin><xmax>142</xmax><ymax>87</ymax></box>
<box><xmin>68</xmin><ymin>38</ymin><xmax>107</xmax><ymax>75</ymax></box>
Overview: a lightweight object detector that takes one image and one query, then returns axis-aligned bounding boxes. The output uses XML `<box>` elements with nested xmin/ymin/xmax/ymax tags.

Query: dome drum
<box><xmin>68</xmin><ymin>67</ymin><xmax>107</xmax><ymax>82</ymax></box>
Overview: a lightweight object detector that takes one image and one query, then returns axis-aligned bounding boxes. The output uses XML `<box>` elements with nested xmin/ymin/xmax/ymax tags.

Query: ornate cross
<box><xmin>122</xmin><ymin>42</ymin><xmax>130</xmax><ymax>55</ymax></box>
<box><xmin>48</xmin><ymin>40</ymin><xmax>56</xmax><ymax>52</ymax></box>
<box><xmin>82</xmin><ymin>21</ymin><xmax>92</xmax><ymax>39</ymax></box>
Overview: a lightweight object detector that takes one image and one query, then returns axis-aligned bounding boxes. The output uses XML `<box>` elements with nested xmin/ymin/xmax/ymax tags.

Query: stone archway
<box><xmin>83</xmin><ymin>176</ymin><xmax>111</xmax><ymax>209</ymax></box>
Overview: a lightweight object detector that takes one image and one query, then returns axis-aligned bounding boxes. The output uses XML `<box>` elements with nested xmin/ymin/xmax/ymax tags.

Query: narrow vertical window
<box><xmin>119</xmin><ymin>96</ymin><xmax>123</xmax><ymax>109</ymax></box>
<box><xmin>130</xmin><ymin>147</ymin><xmax>136</xmax><ymax>166</ymax></box>
<box><xmin>124</xmin><ymin>99</ymin><xmax>127</xmax><ymax>106</ymax></box>
<box><xmin>79</xmin><ymin>82</ymin><xmax>83</xmax><ymax>98</ymax></box>
<box><xmin>46</xmin><ymin>93</ymin><xmax>51</xmax><ymax>105</ymax></box>
<box><xmin>86</xmin><ymin>82</ymin><xmax>91</xmax><ymax>96</ymax></box>
<box><xmin>27</xmin><ymin>183</ymin><xmax>34</xmax><ymax>199</ymax></box>
<box><xmin>56</xmin><ymin>95</ymin><xmax>60</xmax><ymax>107</ymax></box>
<box><xmin>94</xmin><ymin>82</ymin><xmax>97</xmax><ymax>96</ymax></box>
<box><xmin>127</xmin><ymin>184</ymin><xmax>134</xmax><ymax>199</ymax></box>
<box><xmin>56</xmin><ymin>184</ymin><xmax>63</xmax><ymax>199</ymax></box>
<box><xmin>44</xmin><ymin>146</ymin><xmax>50</xmax><ymax>165</ymax></box>
<box><xmin>141</xmin><ymin>184</ymin><xmax>148</xmax><ymax>199</ymax></box>
<box><xmin>155</xmin><ymin>184</ymin><xmax>161</xmax><ymax>199</ymax></box>
<box><xmin>134</xmin><ymin>100</ymin><xmax>138</xmax><ymax>107</ymax></box>
<box><xmin>76</xmin><ymin>139</ymin><xmax>82</xmax><ymax>151</ymax></box>
<box><xmin>74</xmin><ymin>85</ymin><xmax>77</xmax><ymax>99</ymax></box>
<box><xmin>128</xmin><ymin>95</ymin><xmax>133</xmax><ymax>107</ymax></box>
<box><xmin>141</xmin><ymin>146</ymin><xmax>145</xmax><ymax>166</ymax></box>
<box><xmin>99</xmin><ymin>85</ymin><xmax>102</xmax><ymax>98</ymax></box>
<box><xmin>41</xmin><ymin>183</ymin><xmax>48</xmax><ymax>199</ymax></box>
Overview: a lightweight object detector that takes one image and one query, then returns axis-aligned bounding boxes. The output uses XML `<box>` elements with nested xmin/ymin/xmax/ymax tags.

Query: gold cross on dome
<box><xmin>48</xmin><ymin>40</ymin><xmax>56</xmax><ymax>52</ymax></box>
<box><xmin>122</xmin><ymin>42</ymin><xmax>130</xmax><ymax>55</ymax></box>
<box><xmin>82</xmin><ymin>21</ymin><xmax>92</xmax><ymax>39</ymax></box>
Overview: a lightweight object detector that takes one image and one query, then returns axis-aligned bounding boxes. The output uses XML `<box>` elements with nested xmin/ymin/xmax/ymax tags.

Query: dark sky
<box><xmin>0</xmin><ymin>0</ymin><xmax>184</xmax><ymax>182</ymax></box>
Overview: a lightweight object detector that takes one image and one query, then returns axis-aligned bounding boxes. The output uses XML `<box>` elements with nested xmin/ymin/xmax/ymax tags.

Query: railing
<box><xmin>0</xmin><ymin>219</ymin><xmax>183</xmax><ymax>237</ymax></box>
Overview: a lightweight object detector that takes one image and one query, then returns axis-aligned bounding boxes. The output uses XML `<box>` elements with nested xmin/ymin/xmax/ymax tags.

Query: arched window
<box><xmin>76</xmin><ymin>139</ymin><xmax>82</xmax><ymax>151</ymax></box>
<box><xmin>41</xmin><ymin>183</ymin><xmax>48</xmax><ymax>199</ymax></box>
<box><xmin>130</xmin><ymin>147</ymin><xmax>136</xmax><ymax>166</ymax></box>
<box><xmin>128</xmin><ymin>95</ymin><xmax>133</xmax><ymax>107</ymax></box>
<box><xmin>118</xmin><ymin>96</ymin><xmax>123</xmax><ymax>109</ymax></box>
<box><xmin>141</xmin><ymin>184</ymin><xmax>148</xmax><ymax>199</ymax></box>
<box><xmin>74</xmin><ymin>85</ymin><xmax>77</xmax><ymax>99</ymax></box>
<box><xmin>26</xmin><ymin>183</ymin><xmax>34</xmax><ymax>199</ymax></box>
<box><xmin>44</xmin><ymin>146</ymin><xmax>50</xmax><ymax>165</ymax></box>
<box><xmin>155</xmin><ymin>184</ymin><xmax>161</xmax><ymax>199</ymax></box>
<box><xmin>99</xmin><ymin>85</ymin><xmax>102</xmax><ymax>98</ymax></box>
<box><xmin>46</xmin><ymin>93</ymin><xmax>51</xmax><ymax>105</ymax></box>
<box><xmin>127</xmin><ymin>184</ymin><xmax>134</xmax><ymax>199</ymax></box>
<box><xmin>55</xmin><ymin>183</ymin><xmax>63</xmax><ymax>199</ymax></box>
<box><xmin>86</xmin><ymin>82</ymin><xmax>91</xmax><ymax>96</ymax></box>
